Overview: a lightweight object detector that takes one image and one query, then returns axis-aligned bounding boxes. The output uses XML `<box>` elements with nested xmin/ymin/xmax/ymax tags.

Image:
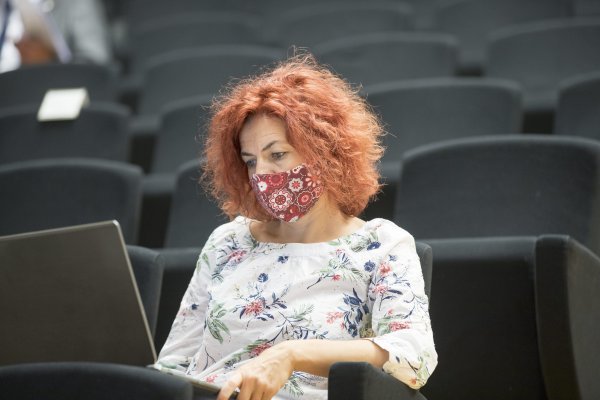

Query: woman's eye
<box><xmin>245</xmin><ymin>159</ymin><xmax>256</xmax><ymax>168</ymax></box>
<box><xmin>272</xmin><ymin>152</ymin><xmax>286</xmax><ymax>160</ymax></box>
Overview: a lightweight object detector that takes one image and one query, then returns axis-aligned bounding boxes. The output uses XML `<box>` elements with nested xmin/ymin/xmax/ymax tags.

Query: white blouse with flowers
<box><xmin>156</xmin><ymin>216</ymin><xmax>437</xmax><ymax>399</ymax></box>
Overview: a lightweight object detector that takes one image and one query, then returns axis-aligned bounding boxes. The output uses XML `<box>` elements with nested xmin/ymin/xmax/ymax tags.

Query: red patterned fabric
<box><xmin>250</xmin><ymin>164</ymin><xmax>323</xmax><ymax>222</ymax></box>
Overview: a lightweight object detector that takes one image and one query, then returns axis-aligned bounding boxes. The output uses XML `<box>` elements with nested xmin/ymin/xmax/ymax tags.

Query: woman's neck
<box><xmin>251</xmin><ymin>196</ymin><xmax>365</xmax><ymax>244</ymax></box>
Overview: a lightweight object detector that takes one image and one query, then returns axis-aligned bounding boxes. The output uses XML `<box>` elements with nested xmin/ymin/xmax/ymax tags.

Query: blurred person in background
<box><xmin>0</xmin><ymin>0</ymin><xmax>112</xmax><ymax>72</ymax></box>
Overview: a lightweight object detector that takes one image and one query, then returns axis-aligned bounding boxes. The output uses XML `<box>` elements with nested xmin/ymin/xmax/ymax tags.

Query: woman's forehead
<box><xmin>239</xmin><ymin>115</ymin><xmax>289</xmax><ymax>147</ymax></box>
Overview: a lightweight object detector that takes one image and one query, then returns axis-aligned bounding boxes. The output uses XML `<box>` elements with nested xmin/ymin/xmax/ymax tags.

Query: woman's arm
<box><xmin>288</xmin><ymin>338</ymin><xmax>388</xmax><ymax>376</ymax></box>
<box><xmin>366</xmin><ymin>230</ymin><xmax>437</xmax><ymax>389</ymax></box>
<box><xmin>217</xmin><ymin>338</ymin><xmax>388</xmax><ymax>400</ymax></box>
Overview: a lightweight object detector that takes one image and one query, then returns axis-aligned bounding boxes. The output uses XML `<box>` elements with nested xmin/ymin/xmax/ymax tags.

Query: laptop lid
<box><xmin>0</xmin><ymin>220</ymin><xmax>156</xmax><ymax>366</ymax></box>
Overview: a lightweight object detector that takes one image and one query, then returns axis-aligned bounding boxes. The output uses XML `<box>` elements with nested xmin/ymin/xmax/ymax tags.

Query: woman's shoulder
<box><xmin>362</xmin><ymin>218</ymin><xmax>414</xmax><ymax>242</ymax></box>
<box><xmin>204</xmin><ymin>216</ymin><xmax>254</xmax><ymax>248</ymax></box>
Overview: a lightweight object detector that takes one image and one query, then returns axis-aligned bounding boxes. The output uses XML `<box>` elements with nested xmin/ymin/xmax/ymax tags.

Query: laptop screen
<box><xmin>0</xmin><ymin>220</ymin><xmax>156</xmax><ymax>366</ymax></box>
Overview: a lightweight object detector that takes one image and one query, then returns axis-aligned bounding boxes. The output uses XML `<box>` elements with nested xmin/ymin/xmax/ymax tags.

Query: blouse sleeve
<box><xmin>155</xmin><ymin>236</ymin><xmax>215</xmax><ymax>373</ymax></box>
<box><xmin>367</xmin><ymin>228</ymin><xmax>438</xmax><ymax>389</ymax></box>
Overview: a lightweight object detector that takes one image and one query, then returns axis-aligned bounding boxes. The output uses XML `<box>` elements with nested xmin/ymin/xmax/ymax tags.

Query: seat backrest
<box><xmin>138</xmin><ymin>45</ymin><xmax>282</xmax><ymax>116</ymax></box>
<box><xmin>127</xmin><ymin>245</ymin><xmax>164</xmax><ymax>338</ymax></box>
<box><xmin>534</xmin><ymin>235</ymin><xmax>600</xmax><ymax>400</ymax></box>
<box><xmin>0</xmin><ymin>103</ymin><xmax>130</xmax><ymax>166</ymax></box>
<box><xmin>314</xmin><ymin>32</ymin><xmax>458</xmax><ymax>88</ymax></box>
<box><xmin>364</xmin><ymin>77</ymin><xmax>523</xmax><ymax>161</ymax></box>
<box><xmin>151</xmin><ymin>96</ymin><xmax>212</xmax><ymax>174</ymax></box>
<box><xmin>360</xmin><ymin>161</ymin><xmax>402</xmax><ymax>222</ymax></box>
<box><xmin>129</xmin><ymin>13</ymin><xmax>262</xmax><ymax>74</ymax></box>
<box><xmin>273</xmin><ymin>2</ymin><xmax>414</xmax><ymax>48</ymax></box>
<box><xmin>394</xmin><ymin>135</ymin><xmax>600</xmax><ymax>255</ymax></box>
<box><xmin>574</xmin><ymin>0</ymin><xmax>600</xmax><ymax>16</ymax></box>
<box><xmin>421</xmin><ymin>236</ymin><xmax>545</xmax><ymax>399</ymax></box>
<box><xmin>164</xmin><ymin>160</ymin><xmax>230</xmax><ymax>248</ymax></box>
<box><xmin>486</xmin><ymin>19</ymin><xmax>600</xmax><ymax>106</ymax></box>
<box><xmin>124</xmin><ymin>0</ymin><xmax>253</xmax><ymax>29</ymax></box>
<box><xmin>422</xmin><ymin>234</ymin><xmax>600</xmax><ymax>400</ymax></box>
<box><xmin>0</xmin><ymin>158</ymin><xmax>143</xmax><ymax>243</ymax></box>
<box><xmin>554</xmin><ymin>71</ymin><xmax>600</xmax><ymax>139</ymax></box>
<box><xmin>0</xmin><ymin>63</ymin><xmax>117</xmax><ymax>111</ymax></box>
<box><xmin>432</xmin><ymin>0</ymin><xmax>571</xmax><ymax>73</ymax></box>
<box><xmin>0</xmin><ymin>362</ymin><xmax>192</xmax><ymax>400</ymax></box>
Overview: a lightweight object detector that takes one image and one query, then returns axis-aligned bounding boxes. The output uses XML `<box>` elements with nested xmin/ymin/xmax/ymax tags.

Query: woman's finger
<box><xmin>217</xmin><ymin>372</ymin><xmax>242</xmax><ymax>400</ymax></box>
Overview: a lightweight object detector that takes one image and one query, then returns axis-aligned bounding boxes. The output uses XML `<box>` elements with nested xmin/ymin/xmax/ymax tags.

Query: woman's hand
<box><xmin>15</xmin><ymin>36</ymin><xmax>57</xmax><ymax>65</ymax></box>
<box><xmin>216</xmin><ymin>338</ymin><xmax>388</xmax><ymax>399</ymax></box>
<box><xmin>217</xmin><ymin>341</ymin><xmax>295</xmax><ymax>400</ymax></box>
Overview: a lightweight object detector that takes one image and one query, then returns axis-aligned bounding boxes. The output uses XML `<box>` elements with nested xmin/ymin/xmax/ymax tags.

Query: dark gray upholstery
<box><xmin>0</xmin><ymin>362</ymin><xmax>193</xmax><ymax>400</ymax></box>
<box><xmin>127</xmin><ymin>245</ymin><xmax>165</xmax><ymax>338</ymax></box>
<box><xmin>421</xmin><ymin>235</ymin><xmax>600</xmax><ymax>400</ymax></box>
<box><xmin>361</xmin><ymin>160</ymin><xmax>402</xmax><ymax>222</ymax></box>
<box><xmin>432</xmin><ymin>0</ymin><xmax>571</xmax><ymax>74</ymax></box>
<box><xmin>422</xmin><ymin>236</ymin><xmax>542</xmax><ymax>399</ymax></box>
<box><xmin>364</xmin><ymin>77</ymin><xmax>523</xmax><ymax>162</ymax></box>
<box><xmin>0</xmin><ymin>63</ymin><xmax>117</xmax><ymax>111</ymax></box>
<box><xmin>272</xmin><ymin>3</ymin><xmax>413</xmax><ymax>49</ymax></box>
<box><xmin>164</xmin><ymin>160</ymin><xmax>229</xmax><ymax>249</ymax></box>
<box><xmin>128</xmin><ymin>13</ymin><xmax>262</xmax><ymax>76</ymax></box>
<box><xmin>124</xmin><ymin>0</ymin><xmax>254</xmax><ymax>30</ymax></box>
<box><xmin>394</xmin><ymin>135</ymin><xmax>600</xmax><ymax>256</ymax></box>
<box><xmin>137</xmin><ymin>45</ymin><xmax>283</xmax><ymax>117</ymax></box>
<box><xmin>400</xmin><ymin>0</ymin><xmax>438</xmax><ymax>29</ymax></box>
<box><xmin>0</xmin><ymin>103</ymin><xmax>130</xmax><ymax>166</ymax></box>
<box><xmin>152</xmin><ymin>95</ymin><xmax>212</xmax><ymax>174</ymax></box>
<box><xmin>138</xmin><ymin>175</ymin><xmax>175</xmax><ymax>248</ymax></box>
<box><xmin>314</xmin><ymin>32</ymin><xmax>458</xmax><ymax>88</ymax></box>
<box><xmin>534</xmin><ymin>235</ymin><xmax>600</xmax><ymax>400</ymax></box>
<box><xmin>574</xmin><ymin>0</ymin><xmax>600</xmax><ymax>16</ymax></box>
<box><xmin>486</xmin><ymin>18</ymin><xmax>600</xmax><ymax>132</ymax></box>
<box><xmin>138</xmin><ymin>96</ymin><xmax>212</xmax><ymax>248</ymax></box>
<box><xmin>0</xmin><ymin>158</ymin><xmax>143</xmax><ymax>243</ymax></box>
<box><xmin>554</xmin><ymin>71</ymin><xmax>600</xmax><ymax>139</ymax></box>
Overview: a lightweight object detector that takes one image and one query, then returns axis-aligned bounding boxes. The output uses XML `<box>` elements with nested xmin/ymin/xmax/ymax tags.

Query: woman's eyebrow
<box><xmin>261</xmin><ymin>140</ymin><xmax>279</xmax><ymax>152</ymax></box>
<box><xmin>240</xmin><ymin>140</ymin><xmax>280</xmax><ymax>157</ymax></box>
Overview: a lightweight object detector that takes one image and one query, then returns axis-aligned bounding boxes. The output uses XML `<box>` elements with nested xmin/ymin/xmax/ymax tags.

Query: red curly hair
<box><xmin>202</xmin><ymin>53</ymin><xmax>384</xmax><ymax>220</ymax></box>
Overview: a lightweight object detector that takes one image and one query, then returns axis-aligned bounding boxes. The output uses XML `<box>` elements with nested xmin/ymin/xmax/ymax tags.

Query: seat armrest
<box><xmin>328</xmin><ymin>362</ymin><xmax>427</xmax><ymax>400</ymax></box>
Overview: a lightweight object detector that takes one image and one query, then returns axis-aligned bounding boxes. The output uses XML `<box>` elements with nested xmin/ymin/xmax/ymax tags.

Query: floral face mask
<box><xmin>250</xmin><ymin>163</ymin><xmax>323</xmax><ymax>222</ymax></box>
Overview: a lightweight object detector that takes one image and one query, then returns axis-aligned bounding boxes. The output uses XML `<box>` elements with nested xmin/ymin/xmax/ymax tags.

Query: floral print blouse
<box><xmin>156</xmin><ymin>216</ymin><xmax>437</xmax><ymax>399</ymax></box>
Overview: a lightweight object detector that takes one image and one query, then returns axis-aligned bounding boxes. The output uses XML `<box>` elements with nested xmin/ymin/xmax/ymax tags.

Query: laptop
<box><xmin>0</xmin><ymin>220</ymin><xmax>234</xmax><ymax>398</ymax></box>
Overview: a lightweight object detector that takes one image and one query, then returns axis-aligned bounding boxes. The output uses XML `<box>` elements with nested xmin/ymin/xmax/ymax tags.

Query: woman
<box><xmin>156</xmin><ymin>54</ymin><xmax>437</xmax><ymax>400</ymax></box>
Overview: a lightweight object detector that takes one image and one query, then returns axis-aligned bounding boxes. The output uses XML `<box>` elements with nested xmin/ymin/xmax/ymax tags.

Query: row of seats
<box><xmin>2</xmin><ymin>134</ymin><xmax>599</xmax><ymax>349</ymax></box>
<box><xmin>117</xmin><ymin>0</ymin><xmax>598</xmax><ymax>76</ymax></box>
<box><xmin>1</xmin><ymin>65</ymin><xmax>599</xmax><ymax>247</ymax></box>
<box><xmin>123</xmin><ymin>18</ymin><xmax>600</xmax><ymax>107</ymax></box>
<box><xmin>2</xmin><ymin>18</ymin><xmax>599</xmax><ymax>138</ymax></box>
<box><xmin>107</xmin><ymin>0</ymin><xmax>600</xmax><ymax>135</ymax></box>
<box><xmin>2</xmin><ymin>68</ymin><xmax>600</xmax><ymax>169</ymax></box>
<box><xmin>0</xmin><ymin>157</ymin><xmax>226</xmax><ymax>248</ymax></box>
